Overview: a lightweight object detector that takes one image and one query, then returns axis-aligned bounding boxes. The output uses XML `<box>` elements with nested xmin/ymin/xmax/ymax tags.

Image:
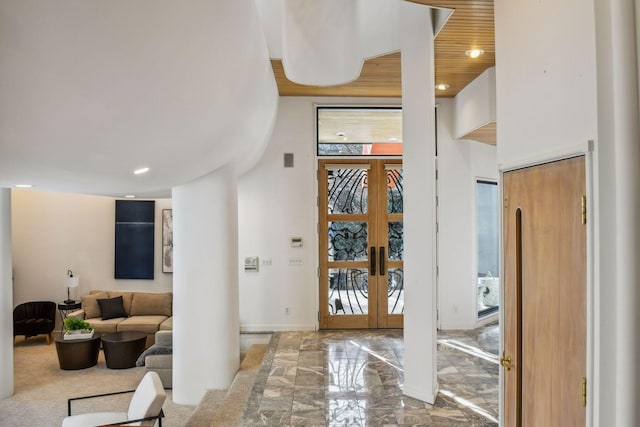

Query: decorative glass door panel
<box><xmin>380</xmin><ymin>165</ymin><xmax>404</xmax><ymax>328</ymax></box>
<box><xmin>319</xmin><ymin>159</ymin><xmax>403</xmax><ymax>329</ymax></box>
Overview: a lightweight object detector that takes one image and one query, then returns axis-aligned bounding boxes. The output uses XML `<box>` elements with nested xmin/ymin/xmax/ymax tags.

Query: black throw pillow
<box><xmin>97</xmin><ymin>296</ymin><xmax>128</xmax><ymax>320</ymax></box>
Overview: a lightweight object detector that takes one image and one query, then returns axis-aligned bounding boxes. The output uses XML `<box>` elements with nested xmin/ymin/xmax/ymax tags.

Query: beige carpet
<box><xmin>1</xmin><ymin>334</ymin><xmax>196</xmax><ymax>427</ymax></box>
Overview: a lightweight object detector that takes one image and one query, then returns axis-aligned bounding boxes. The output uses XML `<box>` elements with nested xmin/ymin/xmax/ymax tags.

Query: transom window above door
<box><xmin>317</xmin><ymin>107</ymin><xmax>402</xmax><ymax>156</ymax></box>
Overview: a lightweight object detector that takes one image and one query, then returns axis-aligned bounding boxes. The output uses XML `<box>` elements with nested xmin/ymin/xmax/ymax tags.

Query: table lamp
<box><xmin>65</xmin><ymin>269</ymin><xmax>80</xmax><ymax>304</ymax></box>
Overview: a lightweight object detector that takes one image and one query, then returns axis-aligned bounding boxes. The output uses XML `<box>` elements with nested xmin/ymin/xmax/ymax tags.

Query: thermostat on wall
<box><xmin>244</xmin><ymin>256</ymin><xmax>259</xmax><ymax>272</ymax></box>
<box><xmin>290</xmin><ymin>237</ymin><xmax>303</xmax><ymax>247</ymax></box>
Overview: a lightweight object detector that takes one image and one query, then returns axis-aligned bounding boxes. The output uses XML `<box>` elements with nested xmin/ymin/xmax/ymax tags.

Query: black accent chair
<box><xmin>13</xmin><ymin>301</ymin><xmax>56</xmax><ymax>344</ymax></box>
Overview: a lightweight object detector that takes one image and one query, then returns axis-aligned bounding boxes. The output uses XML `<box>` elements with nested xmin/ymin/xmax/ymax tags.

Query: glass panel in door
<box><xmin>319</xmin><ymin>159</ymin><xmax>403</xmax><ymax>329</ymax></box>
<box><xmin>320</xmin><ymin>161</ymin><xmax>376</xmax><ymax>329</ymax></box>
<box><xmin>377</xmin><ymin>163</ymin><xmax>404</xmax><ymax>328</ymax></box>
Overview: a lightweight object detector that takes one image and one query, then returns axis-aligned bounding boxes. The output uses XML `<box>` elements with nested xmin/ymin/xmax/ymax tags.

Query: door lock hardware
<box><xmin>500</xmin><ymin>352</ymin><xmax>512</xmax><ymax>371</ymax></box>
<box><xmin>370</xmin><ymin>247</ymin><xmax>376</xmax><ymax>276</ymax></box>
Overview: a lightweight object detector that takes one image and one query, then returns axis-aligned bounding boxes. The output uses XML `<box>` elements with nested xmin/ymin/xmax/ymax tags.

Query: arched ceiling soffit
<box><xmin>256</xmin><ymin>0</ymin><xmax>439</xmax><ymax>87</ymax></box>
<box><xmin>0</xmin><ymin>1</ymin><xmax>278</xmax><ymax>197</ymax></box>
<box><xmin>263</xmin><ymin>0</ymin><xmax>495</xmax><ymax>98</ymax></box>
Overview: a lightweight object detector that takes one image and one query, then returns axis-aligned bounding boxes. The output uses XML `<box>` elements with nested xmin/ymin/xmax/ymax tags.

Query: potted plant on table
<box><xmin>63</xmin><ymin>317</ymin><xmax>94</xmax><ymax>340</ymax></box>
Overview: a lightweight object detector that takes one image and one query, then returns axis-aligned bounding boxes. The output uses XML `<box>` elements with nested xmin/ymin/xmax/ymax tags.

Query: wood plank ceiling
<box><xmin>271</xmin><ymin>0</ymin><xmax>495</xmax><ymax>99</ymax></box>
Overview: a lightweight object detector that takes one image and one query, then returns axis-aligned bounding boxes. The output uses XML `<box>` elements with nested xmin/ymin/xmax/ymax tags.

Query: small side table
<box><xmin>57</xmin><ymin>301</ymin><xmax>82</xmax><ymax>331</ymax></box>
<box><xmin>102</xmin><ymin>331</ymin><xmax>147</xmax><ymax>369</ymax></box>
<box><xmin>54</xmin><ymin>334</ymin><xmax>101</xmax><ymax>370</ymax></box>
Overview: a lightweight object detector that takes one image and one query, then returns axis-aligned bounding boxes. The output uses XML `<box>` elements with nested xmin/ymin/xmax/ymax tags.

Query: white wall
<box><xmin>172</xmin><ymin>167</ymin><xmax>239</xmax><ymax>404</ymax></box>
<box><xmin>237</xmin><ymin>94</ymin><xmax>496</xmax><ymax>333</ymax></box>
<box><xmin>0</xmin><ymin>189</ymin><xmax>13</xmax><ymax>399</ymax></box>
<box><xmin>494</xmin><ymin>0</ymin><xmax>597</xmax><ymax>165</ymax></box>
<box><xmin>454</xmin><ymin>67</ymin><xmax>496</xmax><ymax>140</ymax></box>
<box><xmin>437</xmin><ymin>99</ymin><xmax>498</xmax><ymax>330</ymax></box>
<box><xmin>9</xmin><ymin>98</ymin><xmax>496</xmax><ymax>336</ymax></box>
<box><xmin>399</xmin><ymin>2</ymin><xmax>438</xmax><ymax>403</ymax></box>
<box><xmin>238</xmin><ymin>96</ymin><xmax>399</xmax><ymax>331</ymax></box>
<box><xmin>11</xmin><ymin>190</ymin><xmax>172</xmax><ymax>308</ymax></box>
<box><xmin>490</xmin><ymin>0</ymin><xmax>640</xmax><ymax>421</ymax></box>
<box><xmin>7</xmin><ymin>94</ymin><xmax>488</xmax><ymax>336</ymax></box>
<box><xmin>592</xmin><ymin>0</ymin><xmax>640</xmax><ymax>424</ymax></box>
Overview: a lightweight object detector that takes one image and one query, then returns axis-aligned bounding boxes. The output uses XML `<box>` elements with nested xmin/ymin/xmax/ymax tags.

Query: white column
<box><xmin>0</xmin><ymin>188</ymin><xmax>13</xmax><ymax>398</ymax></box>
<box><xmin>400</xmin><ymin>2</ymin><xmax>438</xmax><ymax>404</ymax></box>
<box><xmin>282</xmin><ymin>0</ymin><xmax>360</xmax><ymax>86</ymax></box>
<box><xmin>172</xmin><ymin>166</ymin><xmax>240</xmax><ymax>405</ymax></box>
<box><xmin>610</xmin><ymin>0</ymin><xmax>640</xmax><ymax>423</ymax></box>
<box><xmin>594</xmin><ymin>0</ymin><xmax>640</xmax><ymax>424</ymax></box>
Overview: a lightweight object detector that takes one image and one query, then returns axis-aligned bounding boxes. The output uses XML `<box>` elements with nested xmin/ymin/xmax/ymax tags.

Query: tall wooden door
<box><xmin>502</xmin><ymin>156</ymin><xmax>586</xmax><ymax>426</ymax></box>
<box><xmin>318</xmin><ymin>159</ymin><xmax>404</xmax><ymax>329</ymax></box>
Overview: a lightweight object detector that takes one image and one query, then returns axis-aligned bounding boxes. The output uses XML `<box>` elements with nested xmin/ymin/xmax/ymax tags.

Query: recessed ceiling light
<box><xmin>336</xmin><ymin>132</ymin><xmax>346</xmax><ymax>137</ymax></box>
<box><xmin>124</xmin><ymin>195</ymin><xmax>136</xmax><ymax>198</ymax></box>
<box><xmin>388</xmin><ymin>137</ymin><xmax>399</xmax><ymax>142</ymax></box>
<box><xmin>465</xmin><ymin>49</ymin><xmax>484</xmax><ymax>59</ymax></box>
<box><xmin>15</xmin><ymin>184</ymin><xmax>33</xmax><ymax>188</ymax></box>
<box><xmin>133</xmin><ymin>167</ymin><xmax>149</xmax><ymax>175</ymax></box>
<box><xmin>435</xmin><ymin>84</ymin><xmax>450</xmax><ymax>90</ymax></box>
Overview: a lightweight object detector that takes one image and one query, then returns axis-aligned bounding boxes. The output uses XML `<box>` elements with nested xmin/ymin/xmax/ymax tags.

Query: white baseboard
<box><xmin>475</xmin><ymin>312</ymin><xmax>499</xmax><ymax>328</ymax></box>
<box><xmin>403</xmin><ymin>382</ymin><xmax>439</xmax><ymax>405</ymax></box>
<box><xmin>439</xmin><ymin>322</ymin><xmax>476</xmax><ymax>330</ymax></box>
<box><xmin>240</xmin><ymin>324</ymin><xmax>316</xmax><ymax>333</ymax></box>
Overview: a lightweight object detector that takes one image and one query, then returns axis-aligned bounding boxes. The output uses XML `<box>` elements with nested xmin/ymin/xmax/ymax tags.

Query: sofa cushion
<box><xmin>130</xmin><ymin>293</ymin><xmax>172</xmax><ymax>317</ymax></box>
<box><xmin>136</xmin><ymin>345</ymin><xmax>172</xmax><ymax>367</ymax></box>
<box><xmin>97</xmin><ymin>296</ymin><xmax>128</xmax><ymax>320</ymax></box>
<box><xmin>159</xmin><ymin>317</ymin><xmax>173</xmax><ymax>331</ymax></box>
<box><xmin>81</xmin><ymin>292</ymin><xmax>108</xmax><ymax>319</ymax></box>
<box><xmin>117</xmin><ymin>316</ymin><xmax>168</xmax><ymax>334</ymax></box>
<box><xmin>145</xmin><ymin>354</ymin><xmax>173</xmax><ymax>370</ymax></box>
<box><xmin>106</xmin><ymin>292</ymin><xmax>133</xmax><ymax>315</ymax></box>
<box><xmin>85</xmin><ymin>317</ymin><xmax>123</xmax><ymax>334</ymax></box>
<box><xmin>155</xmin><ymin>330</ymin><xmax>172</xmax><ymax>346</ymax></box>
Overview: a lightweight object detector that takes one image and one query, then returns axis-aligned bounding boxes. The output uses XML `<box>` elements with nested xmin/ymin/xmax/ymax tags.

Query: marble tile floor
<box><xmin>239</xmin><ymin>323</ymin><xmax>499</xmax><ymax>426</ymax></box>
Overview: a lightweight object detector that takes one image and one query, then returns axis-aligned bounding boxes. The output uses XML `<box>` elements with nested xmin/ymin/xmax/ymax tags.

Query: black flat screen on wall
<box><xmin>115</xmin><ymin>200</ymin><xmax>155</xmax><ymax>279</ymax></box>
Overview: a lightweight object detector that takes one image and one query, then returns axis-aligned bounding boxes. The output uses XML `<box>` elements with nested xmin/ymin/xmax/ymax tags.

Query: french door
<box><xmin>318</xmin><ymin>159</ymin><xmax>404</xmax><ymax>329</ymax></box>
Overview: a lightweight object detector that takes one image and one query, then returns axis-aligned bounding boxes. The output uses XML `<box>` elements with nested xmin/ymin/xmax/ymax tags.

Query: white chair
<box><xmin>62</xmin><ymin>371</ymin><xmax>166</xmax><ymax>427</ymax></box>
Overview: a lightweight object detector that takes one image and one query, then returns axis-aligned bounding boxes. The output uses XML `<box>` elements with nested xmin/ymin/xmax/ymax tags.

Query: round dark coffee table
<box><xmin>54</xmin><ymin>333</ymin><xmax>101</xmax><ymax>370</ymax></box>
<box><xmin>101</xmin><ymin>331</ymin><xmax>147</xmax><ymax>369</ymax></box>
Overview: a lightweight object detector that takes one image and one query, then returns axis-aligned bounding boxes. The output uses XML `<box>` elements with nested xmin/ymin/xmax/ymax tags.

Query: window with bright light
<box><xmin>476</xmin><ymin>180</ymin><xmax>499</xmax><ymax>317</ymax></box>
<box><xmin>317</xmin><ymin>107</ymin><xmax>402</xmax><ymax>156</ymax></box>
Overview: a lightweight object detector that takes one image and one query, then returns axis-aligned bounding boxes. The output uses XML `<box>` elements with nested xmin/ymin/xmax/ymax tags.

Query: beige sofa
<box><xmin>137</xmin><ymin>330</ymin><xmax>173</xmax><ymax>388</ymax></box>
<box><xmin>69</xmin><ymin>291</ymin><xmax>172</xmax><ymax>346</ymax></box>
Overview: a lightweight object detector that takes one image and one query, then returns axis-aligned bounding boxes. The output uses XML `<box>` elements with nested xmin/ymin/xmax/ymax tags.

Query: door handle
<box><xmin>370</xmin><ymin>247</ymin><xmax>376</xmax><ymax>276</ymax></box>
<box><xmin>379</xmin><ymin>247</ymin><xmax>386</xmax><ymax>275</ymax></box>
<box><xmin>500</xmin><ymin>352</ymin><xmax>512</xmax><ymax>371</ymax></box>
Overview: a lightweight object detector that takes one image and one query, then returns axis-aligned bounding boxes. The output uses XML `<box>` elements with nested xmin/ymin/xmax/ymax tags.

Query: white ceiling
<box><xmin>0</xmin><ymin>1</ymin><xmax>277</xmax><ymax>197</ymax></box>
<box><xmin>256</xmin><ymin>0</ymin><xmax>405</xmax><ymax>86</ymax></box>
<box><xmin>0</xmin><ymin>1</ymin><xmax>435</xmax><ymax>198</ymax></box>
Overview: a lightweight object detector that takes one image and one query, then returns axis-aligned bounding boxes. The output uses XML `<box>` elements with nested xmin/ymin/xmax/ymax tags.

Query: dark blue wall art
<box><xmin>115</xmin><ymin>200</ymin><xmax>155</xmax><ymax>279</ymax></box>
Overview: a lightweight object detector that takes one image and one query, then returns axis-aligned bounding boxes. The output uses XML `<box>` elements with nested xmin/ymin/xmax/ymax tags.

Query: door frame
<box><xmin>498</xmin><ymin>142</ymin><xmax>595</xmax><ymax>427</ymax></box>
<box><xmin>313</xmin><ymin>103</ymin><xmax>404</xmax><ymax>331</ymax></box>
<box><xmin>317</xmin><ymin>158</ymin><xmax>404</xmax><ymax>329</ymax></box>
